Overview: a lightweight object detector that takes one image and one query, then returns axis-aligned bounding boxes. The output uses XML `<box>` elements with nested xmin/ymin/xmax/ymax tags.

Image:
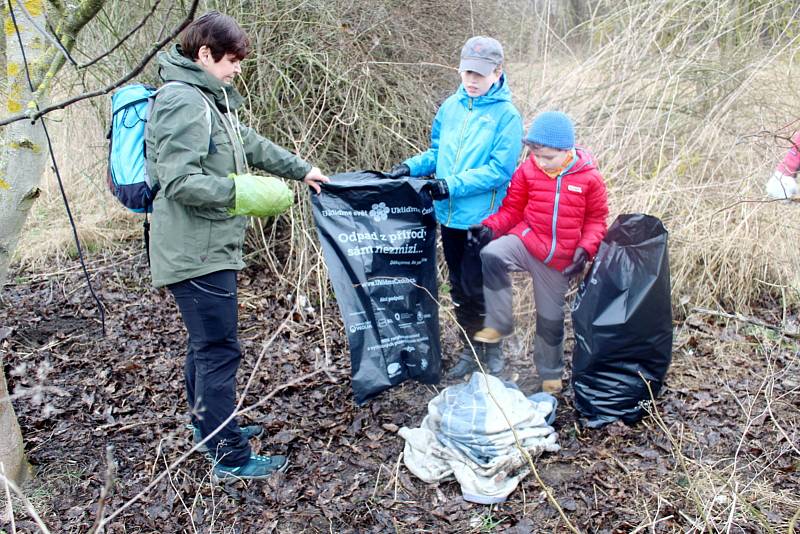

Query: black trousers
<box><xmin>168</xmin><ymin>270</ymin><xmax>250</xmax><ymax>467</ymax></box>
<box><xmin>441</xmin><ymin>225</ymin><xmax>485</xmax><ymax>341</ymax></box>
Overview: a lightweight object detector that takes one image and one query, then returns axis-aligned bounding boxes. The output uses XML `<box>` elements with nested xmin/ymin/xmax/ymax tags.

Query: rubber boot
<box><xmin>533</xmin><ymin>334</ymin><xmax>564</xmax><ymax>393</ymax></box>
<box><xmin>481</xmin><ymin>341</ymin><xmax>504</xmax><ymax>375</ymax></box>
<box><xmin>446</xmin><ymin>342</ymin><xmax>482</xmax><ymax>379</ymax></box>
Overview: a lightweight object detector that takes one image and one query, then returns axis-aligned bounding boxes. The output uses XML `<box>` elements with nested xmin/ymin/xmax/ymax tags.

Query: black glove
<box><xmin>467</xmin><ymin>224</ymin><xmax>493</xmax><ymax>250</ymax></box>
<box><xmin>563</xmin><ymin>247</ymin><xmax>588</xmax><ymax>277</ymax></box>
<box><xmin>386</xmin><ymin>163</ymin><xmax>411</xmax><ymax>179</ymax></box>
<box><xmin>424</xmin><ymin>179</ymin><xmax>449</xmax><ymax>200</ymax></box>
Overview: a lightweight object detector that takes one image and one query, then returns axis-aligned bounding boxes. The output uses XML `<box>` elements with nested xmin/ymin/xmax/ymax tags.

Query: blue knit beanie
<box><xmin>525</xmin><ymin>111</ymin><xmax>575</xmax><ymax>150</ymax></box>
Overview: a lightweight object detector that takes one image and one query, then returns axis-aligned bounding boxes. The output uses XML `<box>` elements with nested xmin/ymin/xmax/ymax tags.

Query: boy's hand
<box><xmin>467</xmin><ymin>224</ymin><xmax>493</xmax><ymax>250</ymax></box>
<box><xmin>563</xmin><ymin>247</ymin><xmax>588</xmax><ymax>277</ymax></box>
<box><xmin>303</xmin><ymin>167</ymin><xmax>329</xmax><ymax>194</ymax></box>
<box><xmin>424</xmin><ymin>179</ymin><xmax>449</xmax><ymax>200</ymax></box>
<box><xmin>386</xmin><ymin>163</ymin><xmax>411</xmax><ymax>179</ymax></box>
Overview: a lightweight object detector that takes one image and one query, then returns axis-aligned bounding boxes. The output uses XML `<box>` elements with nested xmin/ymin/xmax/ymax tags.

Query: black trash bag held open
<box><xmin>571</xmin><ymin>213</ymin><xmax>672</xmax><ymax>427</ymax></box>
<box><xmin>311</xmin><ymin>171</ymin><xmax>441</xmax><ymax>404</ymax></box>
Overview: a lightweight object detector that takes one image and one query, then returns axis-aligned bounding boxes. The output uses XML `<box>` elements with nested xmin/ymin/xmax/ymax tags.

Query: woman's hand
<box><xmin>303</xmin><ymin>167</ymin><xmax>329</xmax><ymax>194</ymax></box>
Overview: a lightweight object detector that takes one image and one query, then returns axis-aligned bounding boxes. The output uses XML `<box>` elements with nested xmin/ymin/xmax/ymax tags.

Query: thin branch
<box><xmin>0</xmin><ymin>0</ymin><xmax>199</xmax><ymax>127</ymax></box>
<box><xmin>1</xmin><ymin>463</ymin><xmax>16</xmax><ymax>534</ymax></box>
<box><xmin>29</xmin><ymin>0</ymin><xmax>108</xmax><ymax>92</ymax></box>
<box><xmin>0</xmin><ymin>466</ymin><xmax>51</xmax><ymax>534</ymax></box>
<box><xmin>14</xmin><ymin>0</ymin><xmax>77</xmax><ymax>66</ymax></box>
<box><xmin>691</xmin><ymin>306</ymin><xmax>800</xmax><ymax>339</ymax></box>
<box><xmin>99</xmin><ymin>367</ymin><xmax>333</xmax><ymax>527</ymax></box>
<box><xmin>44</xmin><ymin>0</ymin><xmax>66</xmax><ymax>18</ymax></box>
<box><xmin>78</xmin><ymin>0</ymin><xmax>164</xmax><ymax>69</ymax></box>
<box><xmin>86</xmin><ymin>445</ymin><xmax>116</xmax><ymax>534</ymax></box>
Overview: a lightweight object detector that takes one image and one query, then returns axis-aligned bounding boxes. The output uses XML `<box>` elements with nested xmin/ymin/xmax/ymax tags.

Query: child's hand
<box><xmin>424</xmin><ymin>179</ymin><xmax>449</xmax><ymax>200</ymax></box>
<box><xmin>386</xmin><ymin>163</ymin><xmax>411</xmax><ymax>179</ymax></box>
<box><xmin>467</xmin><ymin>224</ymin><xmax>493</xmax><ymax>250</ymax></box>
<box><xmin>563</xmin><ymin>247</ymin><xmax>588</xmax><ymax>277</ymax></box>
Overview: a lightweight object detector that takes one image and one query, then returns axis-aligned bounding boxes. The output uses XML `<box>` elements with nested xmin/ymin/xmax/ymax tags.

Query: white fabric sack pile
<box><xmin>399</xmin><ymin>373</ymin><xmax>560</xmax><ymax>504</ymax></box>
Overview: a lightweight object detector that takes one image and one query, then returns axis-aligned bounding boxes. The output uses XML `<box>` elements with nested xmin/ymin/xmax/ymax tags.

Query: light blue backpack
<box><xmin>106</xmin><ymin>82</ymin><xmax>210</xmax><ymax>213</ymax></box>
<box><xmin>106</xmin><ymin>82</ymin><xmax>211</xmax><ymax>261</ymax></box>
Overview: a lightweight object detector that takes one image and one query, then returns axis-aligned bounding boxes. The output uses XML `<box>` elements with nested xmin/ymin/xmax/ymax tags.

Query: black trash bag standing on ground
<box><xmin>571</xmin><ymin>213</ymin><xmax>672</xmax><ymax>427</ymax></box>
<box><xmin>311</xmin><ymin>171</ymin><xmax>441</xmax><ymax>404</ymax></box>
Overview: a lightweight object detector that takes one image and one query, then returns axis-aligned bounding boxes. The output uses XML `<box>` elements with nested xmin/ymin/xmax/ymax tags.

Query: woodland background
<box><xmin>0</xmin><ymin>0</ymin><xmax>798</xmax><ymax>532</ymax></box>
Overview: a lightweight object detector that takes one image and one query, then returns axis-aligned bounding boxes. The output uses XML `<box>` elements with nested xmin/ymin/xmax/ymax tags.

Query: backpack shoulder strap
<box><xmin>150</xmin><ymin>82</ymin><xmax>246</xmax><ymax>174</ymax></box>
<box><xmin>191</xmin><ymin>89</ymin><xmax>247</xmax><ymax>174</ymax></box>
<box><xmin>149</xmin><ymin>82</ymin><xmax>212</xmax><ymax>140</ymax></box>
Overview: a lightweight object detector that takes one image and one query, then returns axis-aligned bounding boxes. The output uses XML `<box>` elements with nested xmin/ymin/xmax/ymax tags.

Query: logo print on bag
<box><xmin>369</xmin><ymin>202</ymin><xmax>390</xmax><ymax>222</ymax></box>
<box><xmin>387</xmin><ymin>362</ymin><xmax>402</xmax><ymax>377</ymax></box>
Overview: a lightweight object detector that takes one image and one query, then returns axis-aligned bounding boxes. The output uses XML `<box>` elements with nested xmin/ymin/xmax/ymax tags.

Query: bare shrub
<box><xmin>15</xmin><ymin>0</ymin><xmax>800</xmax><ymax>314</ymax></box>
<box><xmin>509</xmin><ymin>0</ymin><xmax>800</xmax><ymax>315</ymax></box>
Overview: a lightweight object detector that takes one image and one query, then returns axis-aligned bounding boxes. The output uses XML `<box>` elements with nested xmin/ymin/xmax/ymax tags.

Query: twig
<box><xmin>710</xmin><ymin>195</ymin><xmax>800</xmax><ymax>218</ymax></box>
<box><xmin>762</xmin><ymin>369</ymin><xmax>800</xmax><ymax>457</ymax></box>
<box><xmin>0</xmin><ymin>0</ymin><xmax>200</xmax><ymax>127</ymax></box>
<box><xmin>691</xmin><ymin>307</ymin><xmax>800</xmax><ymax>339</ymax></box>
<box><xmin>640</xmin><ymin>373</ymin><xmax>778</xmax><ymax>533</ymax></box>
<box><xmin>1</xmin><ymin>463</ymin><xmax>16</xmax><ymax>534</ymax></box>
<box><xmin>78</xmin><ymin>0</ymin><xmax>164</xmax><ymax>69</ymax></box>
<box><xmin>0</xmin><ymin>469</ymin><xmax>51</xmax><ymax>534</ymax></box>
<box><xmin>789</xmin><ymin>507</ymin><xmax>800</xmax><ymax>534</ymax></box>
<box><xmin>13</xmin><ymin>0</ymin><xmax>77</xmax><ymax>66</ymax></box>
<box><xmin>629</xmin><ymin>515</ymin><xmax>673</xmax><ymax>533</ymax></box>
<box><xmin>389</xmin><ymin>277</ymin><xmax>581</xmax><ymax>533</ymax></box>
<box><xmin>86</xmin><ymin>445</ymin><xmax>116</xmax><ymax>534</ymax></box>
<box><xmin>392</xmin><ymin>451</ymin><xmax>403</xmax><ymax>502</ymax></box>
<box><xmin>160</xmin><ymin>443</ymin><xmax>198</xmax><ymax>534</ymax></box>
<box><xmin>98</xmin><ymin>366</ymin><xmax>331</xmax><ymax>527</ymax></box>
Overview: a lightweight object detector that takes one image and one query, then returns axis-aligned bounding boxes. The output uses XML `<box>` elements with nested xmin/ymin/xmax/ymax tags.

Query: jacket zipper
<box><xmin>543</xmin><ymin>174</ymin><xmax>563</xmax><ymax>265</ymax></box>
<box><xmin>489</xmin><ymin>189</ymin><xmax>496</xmax><ymax>212</ymax></box>
<box><xmin>446</xmin><ymin>98</ymin><xmax>473</xmax><ymax>226</ymax></box>
<box><xmin>543</xmin><ymin>150</ymin><xmax>580</xmax><ymax>265</ymax></box>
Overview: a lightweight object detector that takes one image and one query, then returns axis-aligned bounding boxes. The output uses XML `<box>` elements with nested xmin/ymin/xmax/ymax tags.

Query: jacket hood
<box><xmin>157</xmin><ymin>44</ymin><xmax>244</xmax><ymax>111</ymax></box>
<box><xmin>565</xmin><ymin>147</ymin><xmax>597</xmax><ymax>175</ymax></box>
<box><xmin>457</xmin><ymin>73</ymin><xmax>513</xmax><ymax>106</ymax></box>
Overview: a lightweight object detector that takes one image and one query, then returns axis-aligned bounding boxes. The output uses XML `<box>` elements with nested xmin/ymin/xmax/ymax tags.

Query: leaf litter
<box><xmin>0</xmin><ymin>242</ymin><xmax>797</xmax><ymax>532</ymax></box>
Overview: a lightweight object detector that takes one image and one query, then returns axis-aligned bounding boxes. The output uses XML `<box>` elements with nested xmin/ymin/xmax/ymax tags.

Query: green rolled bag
<box><xmin>229</xmin><ymin>173</ymin><xmax>294</xmax><ymax>217</ymax></box>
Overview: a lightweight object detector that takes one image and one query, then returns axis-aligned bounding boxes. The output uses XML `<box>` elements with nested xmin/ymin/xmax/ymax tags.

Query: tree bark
<box><xmin>0</xmin><ymin>0</ymin><xmax>50</xmax><ymax>485</ymax></box>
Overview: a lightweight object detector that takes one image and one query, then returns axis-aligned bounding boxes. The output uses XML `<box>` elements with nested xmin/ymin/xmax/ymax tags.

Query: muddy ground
<box><xmin>1</xmin><ymin>242</ymin><xmax>798</xmax><ymax>533</ymax></box>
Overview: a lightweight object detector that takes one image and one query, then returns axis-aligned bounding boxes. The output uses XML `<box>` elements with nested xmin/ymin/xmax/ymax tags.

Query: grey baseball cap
<box><xmin>459</xmin><ymin>36</ymin><xmax>504</xmax><ymax>76</ymax></box>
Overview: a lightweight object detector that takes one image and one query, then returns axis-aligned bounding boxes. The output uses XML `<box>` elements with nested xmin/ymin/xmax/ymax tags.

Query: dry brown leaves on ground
<box><xmin>0</xmin><ymin>242</ymin><xmax>798</xmax><ymax>533</ymax></box>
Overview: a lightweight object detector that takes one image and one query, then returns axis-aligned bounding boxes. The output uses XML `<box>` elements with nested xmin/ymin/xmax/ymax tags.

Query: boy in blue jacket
<box><xmin>388</xmin><ymin>36</ymin><xmax>523</xmax><ymax>378</ymax></box>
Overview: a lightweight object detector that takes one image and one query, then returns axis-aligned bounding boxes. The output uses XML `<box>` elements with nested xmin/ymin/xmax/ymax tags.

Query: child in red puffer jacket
<box><xmin>468</xmin><ymin>111</ymin><xmax>609</xmax><ymax>393</ymax></box>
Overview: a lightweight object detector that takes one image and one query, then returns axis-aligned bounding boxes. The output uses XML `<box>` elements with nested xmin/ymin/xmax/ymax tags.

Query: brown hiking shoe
<box><xmin>473</xmin><ymin>327</ymin><xmax>510</xmax><ymax>344</ymax></box>
<box><xmin>542</xmin><ymin>379</ymin><xmax>563</xmax><ymax>394</ymax></box>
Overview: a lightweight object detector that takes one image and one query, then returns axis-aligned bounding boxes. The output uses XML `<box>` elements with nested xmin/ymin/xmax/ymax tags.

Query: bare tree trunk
<box><xmin>0</xmin><ymin>0</ymin><xmax>50</xmax><ymax>485</ymax></box>
<box><xmin>1</xmin><ymin>3</ymin><xmax>50</xmax><ymax>288</ymax></box>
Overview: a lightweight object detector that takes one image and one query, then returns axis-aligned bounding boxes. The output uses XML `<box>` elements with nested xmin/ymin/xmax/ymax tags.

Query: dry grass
<box><xmin>506</xmin><ymin>0</ymin><xmax>800</xmax><ymax>314</ymax></box>
<box><xmin>14</xmin><ymin>0</ymin><xmax>800</xmax><ymax>316</ymax></box>
<box><xmin>13</xmin><ymin>99</ymin><xmax>139</xmax><ymax>270</ymax></box>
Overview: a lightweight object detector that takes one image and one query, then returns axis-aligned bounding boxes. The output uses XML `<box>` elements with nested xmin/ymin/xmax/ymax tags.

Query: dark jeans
<box><xmin>441</xmin><ymin>225</ymin><xmax>485</xmax><ymax>342</ymax></box>
<box><xmin>168</xmin><ymin>270</ymin><xmax>250</xmax><ymax>467</ymax></box>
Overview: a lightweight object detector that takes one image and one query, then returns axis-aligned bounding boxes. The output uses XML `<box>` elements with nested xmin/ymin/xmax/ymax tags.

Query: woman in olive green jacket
<box><xmin>145</xmin><ymin>11</ymin><xmax>328</xmax><ymax>481</ymax></box>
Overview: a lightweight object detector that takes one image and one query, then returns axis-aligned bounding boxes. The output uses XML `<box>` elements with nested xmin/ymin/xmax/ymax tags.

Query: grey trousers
<box><xmin>480</xmin><ymin>234</ymin><xmax>570</xmax><ymax>380</ymax></box>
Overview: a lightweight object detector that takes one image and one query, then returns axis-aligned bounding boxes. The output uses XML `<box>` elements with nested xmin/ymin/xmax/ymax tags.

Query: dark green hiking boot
<box><xmin>212</xmin><ymin>454</ymin><xmax>289</xmax><ymax>482</ymax></box>
<box><xmin>188</xmin><ymin>424</ymin><xmax>264</xmax><ymax>454</ymax></box>
<box><xmin>482</xmin><ymin>342</ymin><xmax>505</xmax><ymax>375</ymax></box>
<box><xmin>445</xmin><ymin>343</ymin><xmax>483</xmax><ymax>379</ymax></box>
